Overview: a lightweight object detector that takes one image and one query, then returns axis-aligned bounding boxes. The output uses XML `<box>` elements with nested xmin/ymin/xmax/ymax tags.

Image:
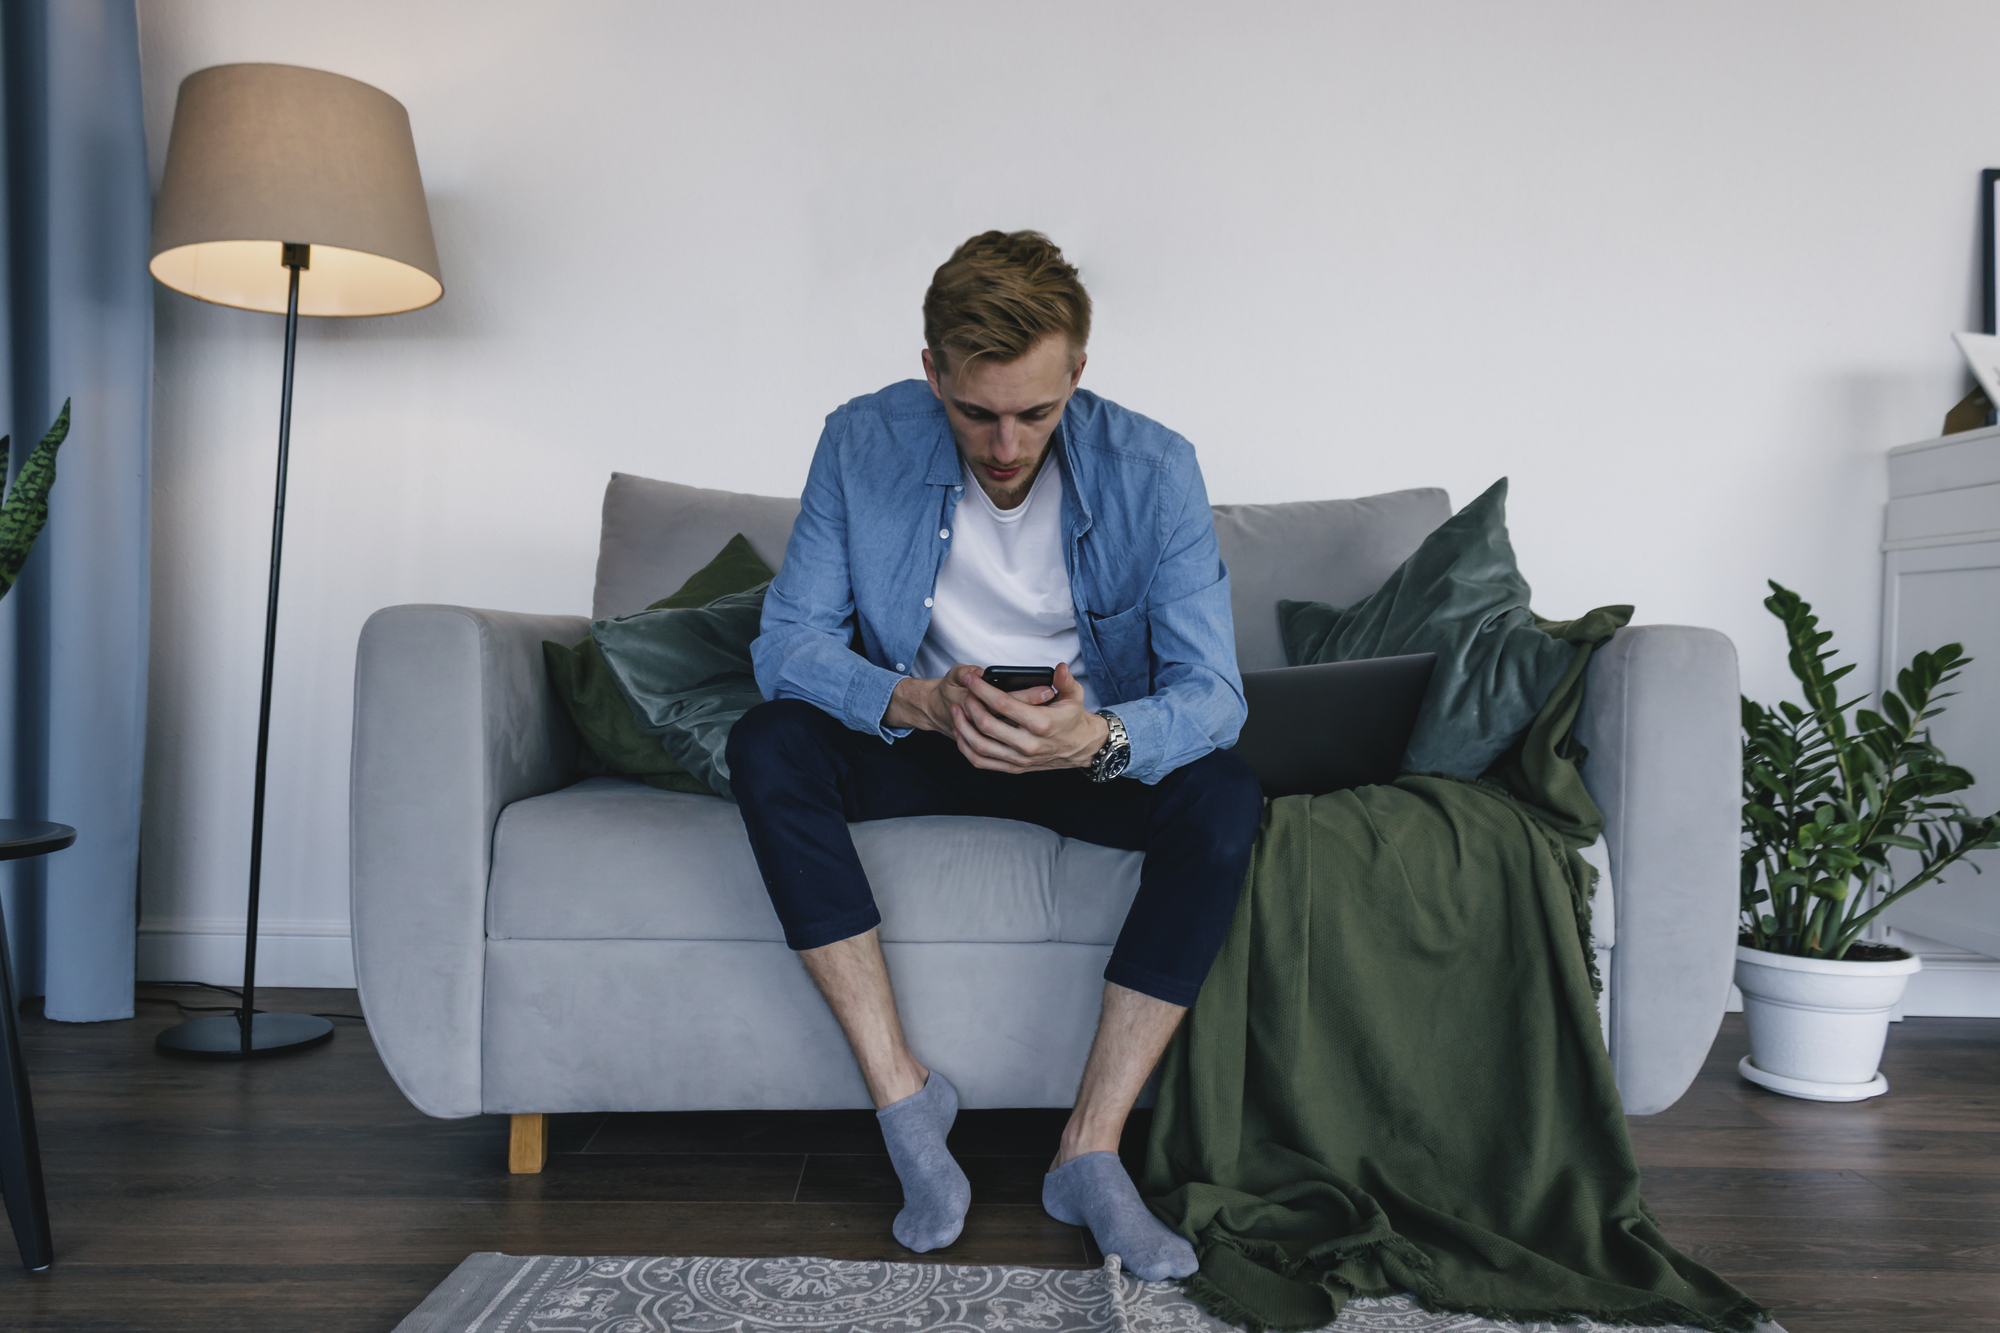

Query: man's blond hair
<box><xmin>923</xmin><ymin>230</ymin><xmax>1091</xmax><ymax>373</ymax></box>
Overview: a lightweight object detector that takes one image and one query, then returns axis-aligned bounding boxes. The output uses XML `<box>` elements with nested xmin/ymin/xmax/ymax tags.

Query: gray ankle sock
<box><xmin>876</xmin><ymin>1070</ymin><xmax>971</xmax><ymax>1253</ymax></box>
<box><xmin>1043</xmin><ymin>1151</ymin><xmax>1197</xmax><ymax>1281</ymax></box>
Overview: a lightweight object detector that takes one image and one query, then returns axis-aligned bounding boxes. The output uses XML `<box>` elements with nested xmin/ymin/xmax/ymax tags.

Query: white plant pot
<box><xmin>1733</xmin><ymin>944</ymin><xmax>1922</xmax><ymax>1102</ymax></box>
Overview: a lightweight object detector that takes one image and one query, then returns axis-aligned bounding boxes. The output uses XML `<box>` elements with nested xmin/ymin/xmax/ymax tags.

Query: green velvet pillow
<box><xmin>541</xmin><ymin>534</ymin><xmax>774</xmax><ymax>796</ymax></box>
<box><xmin>590</xmin><ymin>585</ymin><xmax>769</xmax><ymax>803</ymax></box>
<box><xmin>642</xmin><ymin>532</ymin><xmax>775</xmax><ymax>613</ymax></box>
<box><xmin>1278</xmin><ymin>478</ymin><xmax>1631</xmax><ymax>779</ymax></box>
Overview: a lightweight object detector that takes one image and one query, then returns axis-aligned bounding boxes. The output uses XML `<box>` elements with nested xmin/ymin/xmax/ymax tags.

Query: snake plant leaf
<box><xmin>0</xmin><ymin>400</ymin><xmax>71</xmax><ymax>601</ymax></box>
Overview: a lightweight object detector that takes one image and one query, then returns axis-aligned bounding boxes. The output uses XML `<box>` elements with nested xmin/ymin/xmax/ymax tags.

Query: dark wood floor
<box><xmin>0</xmin><ymin>985</ymin><xmax>1992</xmax><ymax>1332</ymax></box>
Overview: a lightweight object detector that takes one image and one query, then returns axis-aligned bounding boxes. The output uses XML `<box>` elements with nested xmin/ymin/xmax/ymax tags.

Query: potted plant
<box><xmin>1738</xmin><ymin>581</ymin><xmax>1999</xmax><ymax>1101</ymax></box>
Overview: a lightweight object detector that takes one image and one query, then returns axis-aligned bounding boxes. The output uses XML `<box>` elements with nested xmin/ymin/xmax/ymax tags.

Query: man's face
<box><xmin>923</xmin><ymin>335</ymin><xmax>1086</xmax><ymax>510</ymax></box>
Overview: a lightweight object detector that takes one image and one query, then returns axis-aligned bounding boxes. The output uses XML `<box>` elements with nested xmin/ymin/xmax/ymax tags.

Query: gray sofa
<box><xmin>351</xmin><ymin>473</ymin><xmax>1739</xmax><ymax>1170</ymax></box>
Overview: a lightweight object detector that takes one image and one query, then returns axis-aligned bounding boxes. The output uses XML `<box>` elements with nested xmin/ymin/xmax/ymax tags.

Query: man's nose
<box><xmin>993</xmin><ymin>416</ymin><xmax>1020</xmax><ymax>459</ymax></box>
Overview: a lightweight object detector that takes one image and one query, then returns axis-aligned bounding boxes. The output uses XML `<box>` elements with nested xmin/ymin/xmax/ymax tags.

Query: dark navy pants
<box><xmin>726</xmin><ymin>698</ymin><xmax>1264</xmax><ymax>1007</ymax></box>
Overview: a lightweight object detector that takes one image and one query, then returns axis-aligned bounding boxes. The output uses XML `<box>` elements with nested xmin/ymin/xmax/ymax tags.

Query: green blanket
<box><xmin>1142</xmin><ymin>623</ymin><xmax>1767</xmax><ymax>1332</ymax></box>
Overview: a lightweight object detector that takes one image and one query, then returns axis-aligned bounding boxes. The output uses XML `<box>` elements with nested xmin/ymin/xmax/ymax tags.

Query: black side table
<box><xmin>0</xmin><ymin>819</ymin><xmax>75</xmax><ymax>1272</ymax></box>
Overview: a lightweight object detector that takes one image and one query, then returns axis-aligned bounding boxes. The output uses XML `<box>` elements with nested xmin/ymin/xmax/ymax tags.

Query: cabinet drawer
<box><xmin>1884</xmin><ymin>480</ymin><xmax>2000</xmax><ymax>546</ymax></box>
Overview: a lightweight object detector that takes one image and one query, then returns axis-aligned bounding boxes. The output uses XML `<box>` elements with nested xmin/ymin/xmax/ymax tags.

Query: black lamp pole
<box><xmin>158</xmin><ymin>244</ymin><xmax>335</xmax><ymax>1060</ymax></box>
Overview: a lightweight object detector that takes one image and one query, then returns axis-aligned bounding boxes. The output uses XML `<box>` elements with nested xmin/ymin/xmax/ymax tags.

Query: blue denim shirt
<box><xmin>753</xmin><ymin>379</ymin><xmax>1245</xmax><ymax>784</ymax></box>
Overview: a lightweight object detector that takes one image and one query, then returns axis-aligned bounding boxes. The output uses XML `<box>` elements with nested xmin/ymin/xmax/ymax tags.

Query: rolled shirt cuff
<box><xmin>844</xmin><ymin>657</ymin><xmax>910</xmax><ymax>742</ymax></box>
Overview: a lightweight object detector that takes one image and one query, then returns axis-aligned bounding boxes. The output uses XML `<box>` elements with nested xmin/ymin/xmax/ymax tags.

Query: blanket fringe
<box><xmin>1178</xmin><ymin>1273</ymin><xmax>1286</xmax><ymax>1333</ymax></box>
<box><xmin>1179</xmin><ymin>1231</ymin><xmax>1446</xmax><ymax>1333</ymax></box>
<box><xmin>1184</xmin><ymin>1230</ymin><xmax>1769</xmax><ymax>1333</ymax></box>
<box><xmin>1408</xmin><ymin>1291</ymin><xmax>1771</xmax><ymax>1333</ymax></box>
<box><xmin>1184</xmin><ymin>1272</ymin><xmax>1768</xmax><ymax>1328</ymax></box>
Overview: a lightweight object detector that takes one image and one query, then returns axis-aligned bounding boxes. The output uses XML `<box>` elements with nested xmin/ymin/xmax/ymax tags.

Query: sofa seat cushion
<box><xmin>488</xmin><ymin>777</ymin><xmax>1614</xmax><ymax>953</ymax></box>
<box><xmin>487</xmin><ymin>777</ymin><xmax>1146</xmax><ymax>946</ymax></box>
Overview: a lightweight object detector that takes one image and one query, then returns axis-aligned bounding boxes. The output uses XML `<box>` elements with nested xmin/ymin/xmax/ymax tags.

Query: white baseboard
<box><xmin>1894</xmin><ymin>957</ymin><xmax>2000</xmax><ymax>1018</ymax></box>
<box><xmin>137</xmin><ymin>917</ymin><xmax>355</xmax><ymax>989</ymax></box>
<box><xmin>1725</xmin><ymin>928</ymin><xmax>2000</xmax><ymax>1020</ymax></box>
<box><xmin>1887</xmin><ymin>927</ymin><xmax>2000</xmax><ymax>1019</ymax></box>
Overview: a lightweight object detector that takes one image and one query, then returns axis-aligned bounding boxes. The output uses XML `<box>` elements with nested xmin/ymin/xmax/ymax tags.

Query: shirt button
<box><xmin>923</xmin><ymin>597</ymin><xmax>933</xmax><ymax>608</ymax></box>
<box><xmin>895</xmin><ymin>663</ymin><xmax>906</xmax><ymax>672</ymax></box>
<box><xmin>939</xmin><ymin>528</ymin><xmax>950</xmax><ymax>539</ymax></box>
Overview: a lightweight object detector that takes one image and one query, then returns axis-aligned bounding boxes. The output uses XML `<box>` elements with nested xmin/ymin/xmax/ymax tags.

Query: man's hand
<box><xmin>885</xmin><ymin>665</ymin><xmax>984</xmax><ymax>735</ymax></box>
<box><xmin>951</xmin><ymin>662</ymin><xmax>1108</xmax><ymax>773</ymax></box>
<box><xmin>886</xmin><ymin>663</ymin><xmax>1057</xmax><ymax>735</ymax></box>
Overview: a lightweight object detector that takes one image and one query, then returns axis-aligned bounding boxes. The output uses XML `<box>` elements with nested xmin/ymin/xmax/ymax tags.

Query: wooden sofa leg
<box><xmin>510</xmin><ymin>1112</ymin><xmax>549</xmax><ymax>1173</ymax></box>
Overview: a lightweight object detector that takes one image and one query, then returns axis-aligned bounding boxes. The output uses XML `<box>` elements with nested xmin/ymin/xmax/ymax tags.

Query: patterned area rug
<box><xmin>394</xmin><ymin>1254</ymin><xmax>1782</xmax><ymax>1333</ymax></box>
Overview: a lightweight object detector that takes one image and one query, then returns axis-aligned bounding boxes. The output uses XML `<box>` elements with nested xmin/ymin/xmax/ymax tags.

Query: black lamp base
<box><xmin>155</xmin><ymin>1012</ymin><xmax>334</xmax><ymax>1060</ymax></box>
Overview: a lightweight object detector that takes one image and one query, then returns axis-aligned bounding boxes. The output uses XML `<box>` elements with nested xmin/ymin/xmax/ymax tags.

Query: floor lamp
<box><xmin>147</xmin><ymin>64</ymin><xmax>444</xmax><ymax>1059</ymax></box>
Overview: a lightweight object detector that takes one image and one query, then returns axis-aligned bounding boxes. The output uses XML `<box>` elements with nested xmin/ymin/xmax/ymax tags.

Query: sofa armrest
<box><xmin>1576</xmin><ymin>624</ymin><xmax>1740</xmax><ymax>1115</ymax></box>
<box><xmin>350</xmin><ymin>604</ymin><xmax>588</xmax><ymax>1118</ymax></box>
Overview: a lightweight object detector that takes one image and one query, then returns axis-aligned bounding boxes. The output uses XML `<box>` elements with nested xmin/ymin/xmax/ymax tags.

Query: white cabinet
<box><xmin>1880</xmin><ymin>424</ymin><xmax>2000</xmax><ymax>974</ymax></box>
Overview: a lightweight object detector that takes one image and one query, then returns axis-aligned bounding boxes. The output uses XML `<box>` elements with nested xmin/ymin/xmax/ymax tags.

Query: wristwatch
<box><xmin>1087</xmin><ymin>710</ymin><xmax>1131</xmax><ymax>783</ymax></box>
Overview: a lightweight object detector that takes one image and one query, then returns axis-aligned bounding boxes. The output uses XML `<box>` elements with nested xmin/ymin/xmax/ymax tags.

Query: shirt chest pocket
<box><xmin>1079</xmin><ymin>603</ymin><xmax>1150</xmax><ymax>701</ymax></box>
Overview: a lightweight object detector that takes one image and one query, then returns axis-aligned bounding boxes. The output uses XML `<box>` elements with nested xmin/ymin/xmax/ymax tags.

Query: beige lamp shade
<box><xmin>150</xmin><ymin>63</ymin><xmax>442</xmax><ymax>317</ymax></box>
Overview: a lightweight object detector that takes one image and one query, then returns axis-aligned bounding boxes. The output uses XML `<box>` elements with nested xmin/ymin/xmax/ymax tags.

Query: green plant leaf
<box><xmin>1880</xmin><ymin>693</ymin><xmax>1911</xmax><ymax>733</ymax></box>
<box><xmin>0</xmin><ymin>400</ymin><xmax>69</xmax><ymax>600</ymax></box>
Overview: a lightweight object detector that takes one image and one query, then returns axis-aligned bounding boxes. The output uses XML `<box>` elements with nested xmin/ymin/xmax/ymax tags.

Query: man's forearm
<box><xmin>885</xmin><ymin>675</ymin><xmax>942</xmax><ymax>734</ymax></box>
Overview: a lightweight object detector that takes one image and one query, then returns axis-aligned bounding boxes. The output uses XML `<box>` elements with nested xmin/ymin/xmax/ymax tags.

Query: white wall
<box><xmin>135</xmin><ymin>0</ymin><xmax>2000</xmax><ymax>985</ymax></box>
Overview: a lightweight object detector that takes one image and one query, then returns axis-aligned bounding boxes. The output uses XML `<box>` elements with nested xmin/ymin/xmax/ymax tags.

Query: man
<box><xmin>728</xmin><ymin>230</ymin><xmax>1261</xmax><ymax>1279</ymax></box>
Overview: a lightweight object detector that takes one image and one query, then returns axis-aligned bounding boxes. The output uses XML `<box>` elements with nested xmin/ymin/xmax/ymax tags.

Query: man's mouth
<box><xmin>982</xmin><ymin>462</ymin><xmax>1023</xmax><ymax>482</ymax></box>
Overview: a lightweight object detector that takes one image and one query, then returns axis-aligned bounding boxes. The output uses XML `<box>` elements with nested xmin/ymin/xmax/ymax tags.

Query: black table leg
<box><xmin>0</xmin><ymin>892</ymin><xmax>52</xmax><ymax>1271</ymax></box>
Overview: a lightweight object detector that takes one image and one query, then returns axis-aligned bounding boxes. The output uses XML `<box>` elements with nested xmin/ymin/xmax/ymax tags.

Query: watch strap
<box><xmin>1088</xmin><ymin>710</ymin><xmax>1130</xmax><ymax>783</ymax></box>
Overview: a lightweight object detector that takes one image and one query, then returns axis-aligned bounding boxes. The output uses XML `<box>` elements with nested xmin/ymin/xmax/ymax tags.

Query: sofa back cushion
<box><xmin>1213</xmin><ymin>489</ymin><xmax>1450</xmax><ymax>672</ymax></box>
<box><xmin>593</xmin><ymin>473</ymin><xmax>801</xmax><ymax>619</ymax></box>
<box><xmin>592</xmin><ymin>471</ymin><xmax>1451</xmax><ymax>669</ymax></box>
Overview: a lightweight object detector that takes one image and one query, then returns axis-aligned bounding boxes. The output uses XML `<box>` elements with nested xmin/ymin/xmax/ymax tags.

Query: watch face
<box><xmin>1101</xmin><ymin>745</ymin><xmax>1131</xmax><ymax>781</ymax></box>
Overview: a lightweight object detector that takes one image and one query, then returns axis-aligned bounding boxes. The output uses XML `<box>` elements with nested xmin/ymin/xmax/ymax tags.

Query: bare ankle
<box><xmin>1051</xmin><ymin>1118</ymin><xmax>1121</xmax><ymax>1170</ymax></box>
<box><xmin>872</xmin><ymin>1059</ymin><xmax>929</xmax><ymax>1110</ymax></box>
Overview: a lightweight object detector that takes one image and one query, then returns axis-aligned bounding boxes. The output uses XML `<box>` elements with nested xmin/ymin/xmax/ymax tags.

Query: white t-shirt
<box><xmin>913</xmin><ymin>458</ymin><xmax>1099</xmax><ymax>712</ymax></box>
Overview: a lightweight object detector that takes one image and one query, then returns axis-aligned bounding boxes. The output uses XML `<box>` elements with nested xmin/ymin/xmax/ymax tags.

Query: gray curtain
<box><xmin>0</xmin><ymin>1</ymin><xmax>151</xmax><ymax>1022</ymax></box>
